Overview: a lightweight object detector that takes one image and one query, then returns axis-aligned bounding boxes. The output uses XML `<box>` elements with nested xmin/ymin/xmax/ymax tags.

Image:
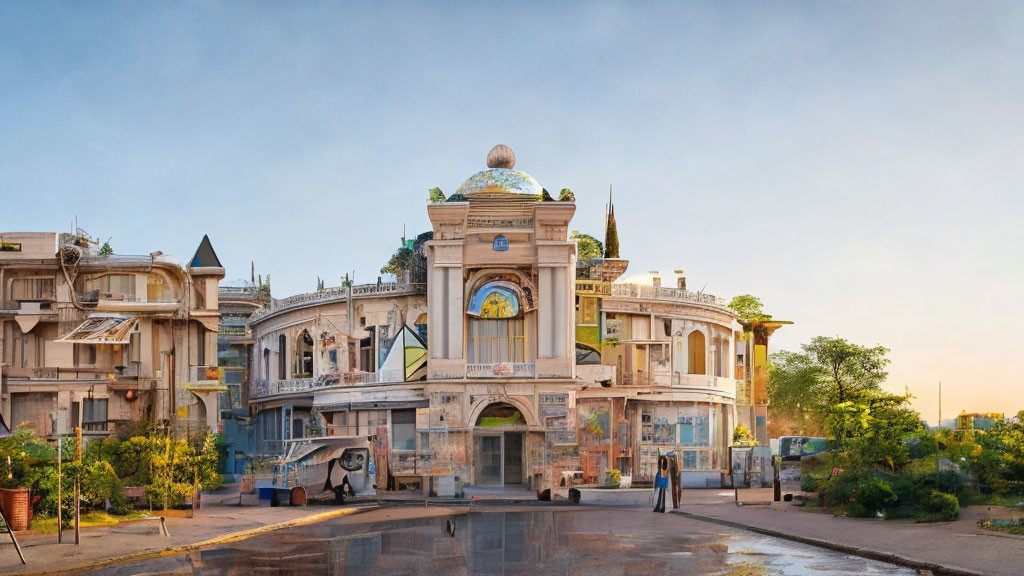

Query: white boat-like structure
<box><xmin>266</xmin><ymin>436</ymin><xmax>377</xmax><ymax>505</ymax></box>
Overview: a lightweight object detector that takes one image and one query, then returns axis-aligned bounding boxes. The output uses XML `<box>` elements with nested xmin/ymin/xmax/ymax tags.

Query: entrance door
<box><xmin>503</xmin><ymin>432</ymin><xmax>523</xmax><ymax>484</ymax></box>
<box><xmin>476</xmin><ymin>435</ymin><xmax>502</xmax><ymax>484</ymax></box>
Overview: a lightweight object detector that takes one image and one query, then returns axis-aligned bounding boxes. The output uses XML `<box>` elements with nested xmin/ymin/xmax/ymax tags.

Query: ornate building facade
<box><xmin>247</xmin><ymin>146</ymin><xmax>752</xmax><ymax>490</ymax></box>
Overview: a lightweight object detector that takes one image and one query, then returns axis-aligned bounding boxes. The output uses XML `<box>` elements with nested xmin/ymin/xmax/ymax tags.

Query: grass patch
<box><xmin>31</xmin><ymin>510</ymin><xmax>142</xmax><ymax>534</ymax></box>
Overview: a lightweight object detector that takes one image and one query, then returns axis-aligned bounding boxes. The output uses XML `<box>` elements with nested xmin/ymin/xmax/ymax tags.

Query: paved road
<box><xmin>676</xmin><ymin>500</ymin><xmax>1023</xmax><ymax>576</ymax></box>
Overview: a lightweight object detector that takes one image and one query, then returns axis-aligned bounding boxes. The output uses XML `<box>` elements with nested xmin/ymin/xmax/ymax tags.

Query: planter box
<box><xmin>0</xmin><ymin>487</ymin><xmax>33</xmax><ymax>531</ymax></box>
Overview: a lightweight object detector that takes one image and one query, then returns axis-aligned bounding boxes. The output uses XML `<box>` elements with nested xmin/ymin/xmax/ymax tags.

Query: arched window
<box><xmin>278</xmin><ymin>334</ymin><xmax>287</xmax><ymax>380</ymax></box>
<box><xmin>687</xmin><ymin>330</ymin><xmax>706</xmax><ymax>375</ymax></box>
<box><xmin>467</xmin><ymin>281</ymin><xmax>529</xmax><ymax>363</ymax></box>
<box><xmin>294</xmin><ymin>329</ymin><xmax>314</xmax><ymax>377</ymax></box>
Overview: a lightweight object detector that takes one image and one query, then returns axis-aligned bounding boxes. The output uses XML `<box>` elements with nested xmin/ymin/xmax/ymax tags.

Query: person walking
<box><xmin>669</xmin><ymin>451</ymin><xmax>682</xmax><ymax>509</ymax></box>
<box><xmin>653</xmin><ymin>456</ymin><xmax>669</xmax><ymax>513</ymax></box>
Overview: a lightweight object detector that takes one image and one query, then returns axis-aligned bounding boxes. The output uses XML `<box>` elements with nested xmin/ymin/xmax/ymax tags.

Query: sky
<box><xmin>2</xmin><ymin>2</ymin><xmax>1022</xmax><ymax>422</ymax></box>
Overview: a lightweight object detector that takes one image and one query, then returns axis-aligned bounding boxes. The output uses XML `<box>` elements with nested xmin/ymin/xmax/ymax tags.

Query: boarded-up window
<box><xmin>74</xmin><ymin>344</ymin><xmax>97</xmax><ymax>366</ymax></box>
<box><xmin>83</xmin><ymin>399</ymin><xmax>108</xmax><ymax>432</ymax></box>
<box><xmin>11</xmin><ymin>393</ymin><xmax>55</xmax><ymax>436</ymax></box>
<box><xmin>391</xmin><ymin>409</ymin><xmax>416</xmax><ymax>451</ymax></box>
<box><xmin>11</xmin><ymin>277</ymin><xmax>54</xmax><ymax>300</ymax></box>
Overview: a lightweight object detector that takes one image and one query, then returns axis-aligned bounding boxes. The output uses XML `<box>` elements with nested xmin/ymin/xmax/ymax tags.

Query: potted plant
<box><xmin>0</xmin><ymin>427</ymin><xmax>52</xmax><ymax>531</ymax></box>
<box><xmin>604</xmin><ymin>468</ymin><xmax>621</xmax><ymax>488</ymax></box>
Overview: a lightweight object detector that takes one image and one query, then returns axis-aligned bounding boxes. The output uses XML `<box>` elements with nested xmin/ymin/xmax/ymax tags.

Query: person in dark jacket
<box><xmin>653</xmin><ymin>456</ymin><xmax>669</xmax><ymax>513</ymax></box>
<box><xmin>669</xmin><ymin>451</ymin><xmax>682</xmax><ymax>508</ymax></box>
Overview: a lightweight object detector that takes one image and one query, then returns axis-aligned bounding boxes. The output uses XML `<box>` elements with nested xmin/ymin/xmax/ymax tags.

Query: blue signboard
<box><xmin>492</xmin><ymin>235</ymin><xmax>509</xmax><ymax>251</ymax></box>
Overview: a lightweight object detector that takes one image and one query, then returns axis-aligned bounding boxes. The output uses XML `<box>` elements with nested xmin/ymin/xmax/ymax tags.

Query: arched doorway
<box><xmin>687</xmin><ymin>330</ymin><xmax>706</xmax><ymax>375</ymax></box>
<box><xmin>474</xmin><ymin>402</ymin><xmax>526</xmax><ymax>485</ymax></box>
<box><xmin>294</xmin><ymin>330</ymin><xmax>314</xmax><ymax>377</ymax></box>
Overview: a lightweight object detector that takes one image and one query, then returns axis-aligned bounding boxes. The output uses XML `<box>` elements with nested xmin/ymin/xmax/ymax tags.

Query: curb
<box><xmin>673</xmin><ymin>510</ymin><xmax>986</xmax><ymax>576</ymax></box>
<box><xmin>23</xmin><ymin>506</ymin><xmax>369</xmax><ymax>576</ymax></box>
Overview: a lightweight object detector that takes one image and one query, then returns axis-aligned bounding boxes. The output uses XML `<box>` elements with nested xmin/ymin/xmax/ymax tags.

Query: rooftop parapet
<box><xmin>248</xmin><ymin>281</ymin><xmax>425</xmax><ymax>325</ymax></box>
<box><xmin>576</xmin><ymin>280</ymin><xmax>731</xmax><ymax>311</ymax></box>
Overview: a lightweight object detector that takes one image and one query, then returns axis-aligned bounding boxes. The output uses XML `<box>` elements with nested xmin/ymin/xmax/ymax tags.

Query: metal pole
<box><xmin>74</xmin><ymin>426</ymin><xmax>81</xmax><ymax>546</ymax></box>
<box><xmin>57</xmin><ymin>438</ymin><xmax>62</xmax><ymax>543</ymax></box>
<box><xmin>0</xmin><ymin>505</ymin><xmax>26</xmax><ymax>565</ymax></box>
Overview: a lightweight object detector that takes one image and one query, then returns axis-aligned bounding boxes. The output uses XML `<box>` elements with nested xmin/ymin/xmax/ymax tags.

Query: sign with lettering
<box><xmin>492</xmin><ymin>235</ymin><xmax>509</xmax><ymax>251</ymax></box>
<box><xmin>466</xmin><ymin>362</ymin><xmax>535</xmax><ymax>378</ymax></box>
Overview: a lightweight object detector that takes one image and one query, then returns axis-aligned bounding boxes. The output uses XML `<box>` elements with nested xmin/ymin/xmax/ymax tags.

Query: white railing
<box><xmin>249</xmin><ymin>281</ymin><xmax>424</xmax><ymax>324</ymax></box>
<box><xmin>609</xmin><ymin>283</ymin><xmax>729</xmax><ymax>308</ymax></box>
<box><xmin>250</xmin><ymin>371</ymin><xmax>377</xmax><ymax>399</ymax></box>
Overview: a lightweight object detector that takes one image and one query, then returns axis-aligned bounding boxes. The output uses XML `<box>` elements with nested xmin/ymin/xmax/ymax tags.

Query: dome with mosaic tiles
<box><xmin>455</xmin><ymin>145</ymin><xmax>544</xmax><ymax>197</ymax></box>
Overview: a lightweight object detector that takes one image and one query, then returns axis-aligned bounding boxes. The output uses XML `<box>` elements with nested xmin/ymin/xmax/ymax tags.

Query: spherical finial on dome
<box><xmin>486</xmin><ymin>144</ymin><xmax>516</xmax><ymax>169</ymax></box>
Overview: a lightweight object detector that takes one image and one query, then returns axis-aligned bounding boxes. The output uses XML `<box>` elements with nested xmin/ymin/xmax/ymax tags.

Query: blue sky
<box><xmin>2</xmin><ymin>2</ymin><xmax>1022</xmax><ymax>420</ymax></box>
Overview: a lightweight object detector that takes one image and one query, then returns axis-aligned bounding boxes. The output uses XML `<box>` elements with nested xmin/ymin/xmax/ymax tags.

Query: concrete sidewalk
<box><xmin>675</xmin><ymin>499</ymin><xmax>1024</xmax><ymax>576</ymax></box>
<box><xmin>0</xmin><ymin>501</ymin><xmax>365</xmax><ymax>575</ymax></box>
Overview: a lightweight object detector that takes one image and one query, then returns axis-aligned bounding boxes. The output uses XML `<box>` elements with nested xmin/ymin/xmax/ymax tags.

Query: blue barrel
<box><xmin>258</xmin><ymin>487</ymin><xmax>276</xmax><ymax>507</ymax></box>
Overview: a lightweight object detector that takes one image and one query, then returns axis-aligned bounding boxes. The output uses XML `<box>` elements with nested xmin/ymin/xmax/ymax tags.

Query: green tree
<box><xmin>767</xmin><ymin>350</ymin><xmax>826</xmax><ymax>434</ymax></box>
<box><xmin>539</xmin><ymin>188</ymin><xmax>554</xmax><ymax>202</ymax></box>
<box><xmin>571</xmin><ymin>231</ymin><xmax>603</xmax><ymax>265</ymax></box>
<box><xmin>558</xmin><ymin>188</ymin><xmax>576</xmax><ymax>202</ymax></box>
<box><xmin>803</xmin><ymin>336</ymin><xmax>890</xmax><ymax>404</ymax></box>
<box><xmin>381</xmin><ymin>246</ymin><xmax>417</xmax><ymax>275</ymax></box>
<box><xmin>98</xmin><ymin>240</ymin><xmax>113</xmax><ymax>256</ymax></box>
<box><xmin>728</xmin><ymin>294</ymin><xmax>772</xmax><ymax>323</ymax></box>
<box><xmin>428</xmin><ymin>187</ymin><xmax>445</xmax><ymax>203</ymax></box>
<box><xmin>604</xmin><ymin>208</ymin><xmax>619</xmax><ymax>258</ymax></box>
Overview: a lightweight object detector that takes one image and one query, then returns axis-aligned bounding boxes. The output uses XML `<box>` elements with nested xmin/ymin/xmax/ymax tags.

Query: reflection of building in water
<box><xmin>246</xmin><ymin>145</ymin><xmax>786</xmax><ymax>491</ymax></box>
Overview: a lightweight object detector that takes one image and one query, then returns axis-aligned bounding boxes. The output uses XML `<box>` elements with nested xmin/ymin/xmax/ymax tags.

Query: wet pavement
<box><xmin>87</xmin><ymin>507</ymin><xmax>918</xmax><ymax>575</ymax></box>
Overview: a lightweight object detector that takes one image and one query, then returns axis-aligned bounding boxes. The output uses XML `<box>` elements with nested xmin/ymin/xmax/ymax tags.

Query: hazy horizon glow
<box><xmin>3</xmin><ymin>2</ymin><xmax>1022</xmax><ymax>421</ymax></box>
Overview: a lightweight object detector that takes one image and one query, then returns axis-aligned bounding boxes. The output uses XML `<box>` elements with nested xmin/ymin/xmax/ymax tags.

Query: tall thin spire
<box><xmin>604</xmin><ymin>183</ymin><xmax>619</xmax><ymax>258</ymax></box>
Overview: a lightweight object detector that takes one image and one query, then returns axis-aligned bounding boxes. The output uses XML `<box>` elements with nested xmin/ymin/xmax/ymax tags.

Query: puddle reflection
<box><xmin>90</xmin><ymin>509</ymin><xmax>918</xmax><ymax>575</ymax></box>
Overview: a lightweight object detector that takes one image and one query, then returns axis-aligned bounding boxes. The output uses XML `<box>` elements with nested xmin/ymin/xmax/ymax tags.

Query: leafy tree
<box><xmin>428</xmin><ymin>187</ymin><xmax>445</xmax><ymax>203</ymax></box>
<box><xmin>98</xmin><ymin>240</ymin><xmax>113</xmax><ymax>256</ymax></box>
<box><xmin>728</xmin><ymin>294</ymin><xmax>772</xmax><ymax>323</ymax></box>
<box><xmin>803</xmin><ymin>336</ymin><xmax>890</xmax><ymax>404</ymax></box>
<box><xmin>558</xmin><ymin>188</ymin><xmax>576</xmax><ymax>202</ymax></box>
<box><xmin>381</xmin><ymin>246</ymin><xmax>417</xmax><ymax>275</ymax></box>
<box><xmin>539</xmin><ymin>188</ymin><xmax>554</xmax><ymax>202</ymax></box>
<box><xmin>571</xmin><ymin>231</ymin><xmax>603</xmax><ymax>265</ymax></box>
<box><xmin>767</xmin><ymin>350</ymin><xmax>826</xmax><ymax>434</ymax></box>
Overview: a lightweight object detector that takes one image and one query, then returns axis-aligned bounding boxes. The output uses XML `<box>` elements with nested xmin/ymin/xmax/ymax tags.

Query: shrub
<box><xmin>916</xmin><ymin>490</ymin><xmax>959</xmax><ymax>522</ymax></box>
<box><xmin>801</xmin><ymin>472</ymin><xmax>826</xmax><ymax>493</ymax></box>
<box><xmin>854</xmin><ymin>476</ymin><xmax>897</xmax><ymax>513</ymax></box>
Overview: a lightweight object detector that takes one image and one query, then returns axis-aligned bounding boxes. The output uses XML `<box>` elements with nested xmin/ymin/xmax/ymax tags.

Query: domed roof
<box><xmin>456</xmin><ymin>168</ymin><xmax>543</xmax><ymax>197</ymax></box>
<box><xmin>456</xmin><ymin>145</ymin><xmax>543</xmax><ymax>196</ymax></box>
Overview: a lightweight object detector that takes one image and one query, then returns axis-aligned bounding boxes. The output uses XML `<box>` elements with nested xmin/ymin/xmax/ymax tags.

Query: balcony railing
<box><xmin>249</xmin><ymin>281</ymin><xmax>425</xmax><ymax>324</ymax></box>
<box><xmin>218</xmin><ymin>325</ymin><xmax>248</xmax><ymax>336</ymax></box>
<box><xmin>4</xmin><ymin>366</ymin><xmax>121</xmax><ymax>381</ymax></box>
<box><xmin>607</xmin><ymin>283</ymin><xmax>729</xmax><ymax>308</ymax></box>
<box><xmin>219</xmin><ymin>286</ymin><xmax>259</xmax><ymax>299</ymax></box>
<box><xmin>618</xmin><ymin>371</ymin><xmax>738</xmax><ymax>394</ymax></box>
<box><xmin>250</xmin><ymin>371</ymin><xmax>376</xmax><ymax>399</ymax></box>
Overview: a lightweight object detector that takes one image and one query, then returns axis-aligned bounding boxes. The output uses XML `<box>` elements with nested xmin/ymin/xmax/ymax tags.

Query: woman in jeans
<box><xmin>653</xmin><ymin>455</ymin><xmax>669</xmax><ymax>513</ymax></box>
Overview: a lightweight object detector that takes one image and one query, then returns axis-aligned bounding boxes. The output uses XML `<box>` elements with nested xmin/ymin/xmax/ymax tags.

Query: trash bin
<box><xmin>0</xmin><ymin>488</ymin><xmax>32</xmax><ymax>531</ymax></box>
<box><xmin>258</xmin><ymin>487</ymin><xmax>276</xmax><ymax>507</ymax></box>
